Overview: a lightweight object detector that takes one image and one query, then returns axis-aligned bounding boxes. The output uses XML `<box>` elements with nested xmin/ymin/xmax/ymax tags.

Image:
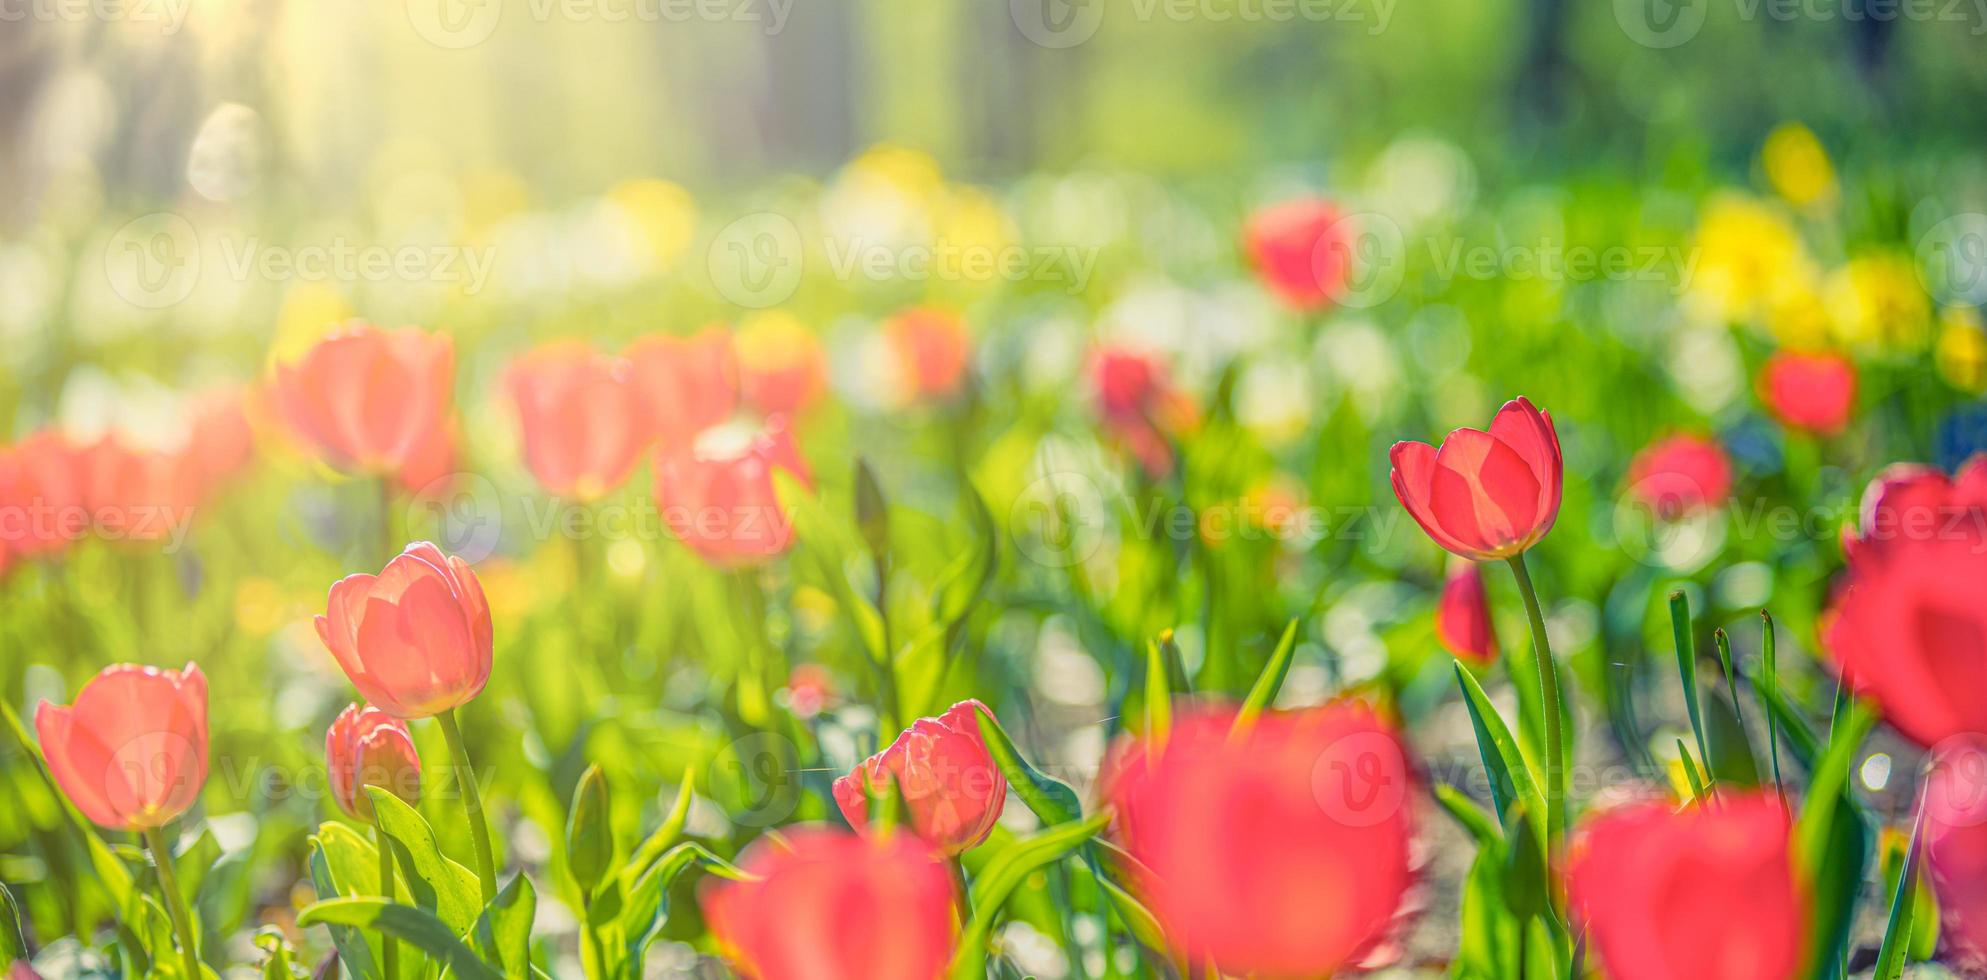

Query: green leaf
<box><xmin>618</xmin><ymin>842</ymin><xmax>749</xmax><ymax>975</ymax></box>
<box><xmin>1453</xmin><ymin>662</ymin><xmax>1548</xmax><ymax>852</ymax></box>
<box><xmin>855</xmin><ymin>456</ymin><xmax>892</xmax><ymax>563</ymax></box>
<box><xmin>307</xmin><ymin>832</ymin><xmax>383</xmax><ymax>980</ymax></box>
<box><xmin>1758</xmin><ymin>611</ymin><xmax>1787</xmax><ymax>808</ymax></box>
<box><xmin>1676</xmin><ymin>738</ymin><xmax>1709</xmax><ymax>805</ymax></box>
<box><xmin>1233</xmin><ymin>619</ymin><xmax>1299</xmax><ymax>735</ymax></box>
<box><xmin>254</xmin><ymin>925</ymin><xmax>299</xmax><ymax>980</ymax></box>
<box><xmin>1143</xmin><ymin>635</ymin><xmax>1172</xmax><ymax>743</ymax></box>
<box><xmin>1796</xmin><ymin>697</ymin><xmax>1877</xmax><ymax>976</ymax></box>
<box><xmin>1873</xmin><ymin>793</ymin><xmax>1930</xmax><ymax>980</ymax></box>
<box><xmin>471</xmin><ymin>874</ymin><xmax>537</xmax><ymax>977</ymax></box>
<box><xmin>1668</xmin><ymin>591</ymin><xmax>1713</xmax><ymax>793</ymax></box>
<box><xmin>566</xmin><ymin>765</ymin><xmax>614</xmax><ymax>898</ymax></box>
<box><xmin>951</xmin><ymin>811</ymin><xmax>1111</xmax><ymax>980</ymax></box>
<box><xmin>973</xmin><ymin>703</ymin><xmax>1081</xmax><ymax>826</ymax></box>
<box><xmin>1500</xmin><ymin>804</ymin><xmax>1547</xmax><ymax>923</ymax></box>
<box><xmin>298</xmin><ymin>898</ymin><xmax>503</xmax><ymax>980</ymax></box>
<box><xmin>624</xmin><ymin>771</ymin><xmax>696</xmax><ymax>884</ymax></box>
<box><xmin>1750</xmin><ymin>663</ymin><xmax>1821</xmax><ymax>770</ymax></box>
<box><xmin>367</xmin><ymin>788</ymin><xmax>483</xmax><ymax>934</ymax></box>
<box><xmin>1432</xmin><ymin>783</ymin><xmax>1501</xmax><ymax>849</ymax></box>
<box><xmin>0</xmin><ymin>881</ymin><xmax>27</xmax><ymax>964</ymax></box>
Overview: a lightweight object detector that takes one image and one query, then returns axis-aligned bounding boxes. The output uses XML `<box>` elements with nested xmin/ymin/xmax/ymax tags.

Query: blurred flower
<box><xmin>1937</xmin><ymin>306</ymin><xmax>1987</xmax><ymax>393</ymax></box>
<box><xmin>1436</xmin><ymin>560</ymin><xmax>1496</xmax><ymax>664</ymax></box>
<box><xmin>505</xmin><ymin>342</ymin><xmax>648</xmax><ymax>501</ymax></box>
<box><xmin>316</xmin><ymin>542</ymin><xmax>492</xmax><ymax>719</ymax></box>
<box><xmin>702</xmin><ymin>826</ymin><xmax>956</xmax><ymax>980</ymax></box>
<box><xmin>1687</xmin><ymin>195</ymin><xmax>1811</xmax><ymax>325</ymax></box>
<box><xmin>1389</xmin><ymin>396</ymin><xmax>1563</xmax><ymax>561</ymax></box>
<box><xmin>1757</xmin><ymin>350</ymin><xmax>1855</xmax><ymax>436</ymax></box>
<box><xmin>1925</xmin><ymin>738</ymin><xmax>1987</xmax><ymax>960</ymax></box>
<box><xmin>325</xmin><ymin>703</ymin><xmax>421</xmax><ymax>821</ymax></box>
<box><xmin>1761</xmin><ymin>123</ymin><xmax>1837</xmax><ymax>210</ymax></box>
<box><xmin>1567</xmin><ymin>793</ymin><xmax>1805</xmax><ymax>980</ymax></box>
<box><xmin>1091</xmin><ymin>347</ymin><xmax>1197</xmax><ymax>477</ymax></box>
<box><xmin>272</xmin><ymin>322</ymin><xmax>455</xmax><ymax>479</ymax></box>
<box><xmin>604</xmin><ymin>178</ymin><xmax>697</xmax><ymax>270</ymax></box>
<box><xmin>1764</xmin><ymin>281</ymin><xmax>1833</xmax><ymax>350</ymax></box>
<box><xmin>654</xmin><ymin>419</ymin><xmax>811</xmax><ymax>567</ymax></box>
<box><xmin>831</xmin><ymin>699</ymin><xmax>1007</xmax><ymax>856</ymax></box>
<box><xmin>0</xmin><ymin>430</ymin><xmax>88</xmax><ymax>558</ymax></box>
<box><xmin>1243</xmin><ymin>197</ymin><xmax>1348</xmax><ymax>312</ymax></box>
<box><xmin>1625</xmin><ymin>433</ymin><xmax>1733</xmax><ymax>519</ymax></box>
<box><xmin>735</xmin><ymin>311</ymin><xmax>826</xmax><ymax>417</ymax></box>
<box><xmin>625</xmin><ymin>327</ymin><xmax>740</xmax><ymax>449</ymax></box>
<box><xmin>883</xmin><ymin>307</ymin><xmax>972</xmax><ymax>402</ymax></box>
<box><xmin>393</xmin><ymin>415</ymin><xmax>461</xmax><ymax>497</ymax></box>
<box><xmin>1827</xmin><ymin>458</ymin><xmax>1987</xmax><ymax>747</ymax></box>
<box><xmin>1106</xmin><ymin>703</ymin><xmax>1413</xmax><ymax>977</ymax></box>
<box><xmin>78</xmin><ymin>437</ymin><xmax>203</xmax><ymax>545</ymax></box>
<box><xmin>785</xmin><ymin>663</ymin><xmax>834</xmax><ymax>719</ymax></box>
<box><xmin>35</xmin><ymin>663</ymin><xmax>207</xmax><ymax>830</ymax></box>
<box><xmin>1826</xmin><ymin>255</ymin><xmax>1931</xmax><ymax>351</ymax></box>
<box><xmin>185</xmin><ymin>386</ymin><xmax>257</xmax><ymax>494</ymax></box>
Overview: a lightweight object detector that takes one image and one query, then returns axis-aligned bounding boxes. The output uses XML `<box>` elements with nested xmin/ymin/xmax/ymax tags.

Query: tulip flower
<box><xmin>393</xmin><ymin>414</ymin><xmax>462</xmax><ymax>498</ymax></box>
<box><xmin>702</xmin><ymin>826</ymin><xmax>957</xmax><ymax>980</ymax></box>
<box><xmin>1436</xmin><ymin>560</ymin><xmax>1497</xmax><ymax>664</ymax></box>
<box><xmin>325</xmin><ymin>703</ymin><xmax>421</xmax><ymax>821</ymax></box>
<box><xmin>1758</xmin><ymin>350</ymin><xmax>1856</xmax><ymax>436</ymax></box>
<box><xmin>1389</xmin><ymin>397</ymin><xmax>1563</xmax><ymax>562</ymax></box>
<box><xmin>272</xmin><ymin>322</ymin><xmax>455</xmax><ymax>476</ymax></box>
<box><xmin>1824</xmin><ymin>463</ymin><xmax>1987</xmax><ymax>747</ymax></box>
<box><xmin>78</xmin><ymin>438</ymin><xmax>204</xmax><ymax>545</ymax></box>
<box><xmin>883</xmin><ymin>307</ymin><xmax>972</xmax><ymax>401</ymax></box>
<box><xmin>185</xmin><ymin>386</ymin><xmax>257</xmax><ymax>494</ymax></box>
<box><xmin>625</xmin><ymin>328</ymin><xmax>740</xmax><ymax>449</ymax></box>
<box><xmin>1626</xmin><ymin>433</ymin><xmax>1734</xmax><ymax>519</ymax></box>
<box><xmin>35</xmin><ymin>662</ymin><xmax>208</xmax><ymax>830</ymax></box>
<box><xmin>505</xmin><ymin>342</ymin><xmax>649</xmax><ymax>500</ymax></box>
<box><xmin>1925</xmin><ymin>738</ymin><xmax>1987</xmax><ymax>960</ymax></box>
<box><xmin>654</xmin><ymin>419</ymin><xmax>811</xmax><ymax>567</ymax></box>
<box><xmin>1567</xmin><ymin>793</ymin><xmax>1806</xmax><ymax>980</ymax></box>
<box><xmin>1244</xmin><ymin>197</ymin><xmax>1350</xmax><ymax>311</ymax></box>
<box><xmin>0</xmin><ymin>431</ymin><xmax>88</xmax><ymax>559</ymax></box>
<box><xmin>1092</xmin><ymin>347</ymin><xmax>1196</xmax><ymax>477</ymax></box>
<box><xmin>317</xmin><ymin>541</ymin><xmax>492</xmax><ymax>719</ymax></box>
<box><xmin>1105</xmin><ymin>703</ymin><xmax>1414</xmax><ymax>977</ymax></box>
<box><xmin>735</xmin><ymin>311</ymin><xmax>825</xmax><ymax>417</ymax></box>
<box><xmin>831</xmin><ymin>699</ymin><xmax>1007</xmax><ymax>855</ymax></box>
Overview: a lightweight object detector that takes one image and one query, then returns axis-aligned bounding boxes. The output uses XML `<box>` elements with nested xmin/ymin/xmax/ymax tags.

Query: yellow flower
<box><xmin>1826</xmin><ymin>254</ymin><xmax>1931</xmax><ymax>351</ymax></box>
<box><xmin>607</xmin><ymin>178</ymin><xmax>698</xmax><ymax>270</ymax></box>
<box><xmin>1762</xmin><ymin>123</ymin><xmax>1837</xmax><ymax>209</ymax></box>
<box><xmin>1937</xmin><ymin>306</ymin><xmax>1987</xmax><ymax>393</ymax></box>
<box><xmin>1687</xmin><ymin>194</ymin><xmax>1811</xmax><ymax>325</ymax></box>
<box><xmin>1765</xmin><ymin>279</ymin><xmax>1832</xmax><ymax>350</ymax></box>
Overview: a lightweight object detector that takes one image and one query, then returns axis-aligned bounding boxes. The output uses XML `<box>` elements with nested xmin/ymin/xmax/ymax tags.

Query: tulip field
<box><xmin>7</xmin><ymin>6</ymin><xmax>1987</xmax><ymax>980</ymax></box>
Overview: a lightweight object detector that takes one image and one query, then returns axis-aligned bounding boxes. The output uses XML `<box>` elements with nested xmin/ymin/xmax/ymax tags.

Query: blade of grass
<box><xmin>1676</xmin><ymin>738</ymin><xmax>1709</xmax><ymax>806</ymax></box>
<box><xmin>1232</xmin><ymin>619</ymin><xmax>1299</xmax><ymax>737</ymax></box>
<box><xmin>1873</xmin><ymin>785</ymin><xmax>1930</xmax><ymax>980</ymax></box>
<box><xmin>1758</xmin><ymin>611</ymin><xmax>1787</xmax><ymax>813</ymax></box>
<box><xmin>1668</xmin><ymin>591</ymin><xmax>1712</xmax><ymax>796</ymax></box>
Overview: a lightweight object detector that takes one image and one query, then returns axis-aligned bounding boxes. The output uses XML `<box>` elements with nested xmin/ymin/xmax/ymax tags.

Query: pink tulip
<box><xmin>273</xmin><ymin>323</ymin><xmax>455</xmax><ymax>476</ymax></box>
<box><xmin>654</xmin><ymin>419</ymin><xmax>811</xmax><ymax>567</ymax></box>
<box><xmin>1244</xmin><ymin>197</ymin><xmax>1350</xmax><ymax>311</ymax></box>
<box><xmin>0</xmin><ymin>431</ymin><xmax>88</xmax><ymax>558</ymax></box>
<box><xmin>831</xmin><ymin>700</ymin><xmax>1007</xmax><ymax>856</ymax></box>
<box><xmin>505</xmin><ymin>342</ymin><xmax>648</xmax><ymax>500</ymax></box>
<box><xmin>1390</xmin><ymin>397</ymin><xmax>1563</xmax><ymax>561</ymax></box>
<box><xmin>884</xmin><ymin>308</ymin><xmax>972</xmax><ymax>400</ymax></box>
<box><xmin>35</xmin><ymin>663</ymin><xmax>208</xmax><ymax>830</ymax></box>
<box><xmin>625</xmin><ymin>328</ymin><xmax>740</xmax><ymax>449</ymax></box>
<box><xmin>316</xmin><ymin>542</ymin><xmax>492</xmax><ymax>719</ymax></box>
<box><xmin>1625</xmin><ymin>433</ymin><xmax>1733</xmax><ymax>519</ymax></box>
<box><xmin>1758</xmin><ymin>350</ymin><xmax>1856</xmax><ymax>436</ymax></box>
<box><xmin>325</xmin><ymin>703</ymin><xmax>421</xmax><ymax>821</ymax></box>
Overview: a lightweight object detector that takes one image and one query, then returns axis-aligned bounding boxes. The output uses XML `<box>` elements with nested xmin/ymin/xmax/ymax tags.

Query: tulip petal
<box><xmin>35</xmin><ymin>704</ymin><xmax>123</xmax><ymax>828</ymax></box>
<box><xmin>1390</xmin><ymin>441</ymin><xmax>1482</xmax><ymax>557</ymax></box>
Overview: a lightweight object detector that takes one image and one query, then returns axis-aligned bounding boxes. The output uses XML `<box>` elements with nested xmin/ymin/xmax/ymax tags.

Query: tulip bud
<box><xmin>272</xmin><ymin>322</ymin><xmax>455</xmax><ymax>477</ymax></box>
<box><xmin>1758</xmin><ymin>350</ymin><xmax>1856</xmax><ymax>436</ymax></box>
<box><xmin>35</xmin><ymin>663</ymin><xmax>208</xmax><ymax>831</ymax></box>
<box><xmin>325</xmin><ymin>704</ymin><xmax>421</xmax><ymax>822</ymax></box>
<box><xmin>1390</xmin><ymin>396</ymin><xmax>1563</xmax><ymax>561</ymax></box>
<box><xmin>1435</xmin><ymin>560</ymin><xmax>1498</xmax><ymax>665</ymax></box>
<box><xmin>566</xmin><ymin>764</ymin><xmax>613</xmax><ymax>898</ymax></box>
<box><xmin>505</xmin><ymin>342</ymin><xmax>648</xmax><ymax>501</ymax></box>
<box><xmin>1244</xmin><ymin>197</ymin><xmax>1351</xmax><ymax>311</ymax></box>
<box><xmin>315</xmin><ymin>542</ymin><xmax>493</xmax><ymax>719</ymax></box>
<box><xmin>831</xmin><ymin>700</ymin><xmax>1008</xmax><ymax>856</ymax></box>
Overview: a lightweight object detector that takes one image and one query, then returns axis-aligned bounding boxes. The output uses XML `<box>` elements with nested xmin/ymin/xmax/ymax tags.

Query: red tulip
<box><xmin>0</xmin><ymin>431</ymin><xmax>88</xmax><ymax>558</ymax></box>
<box><xmin>1436</xmin><ymin>560</ymin><xmax>1497</xmax><ymax>664</ymax></box>
<box><xmin>1244</xmin><ymin>197</ymin><xmax>1350</xmax><ymax>311</ymax></box>
<box><xmin>1567</xmin><ymin>793</ymin><xmax>1806</xmax><ymax>980</ymax></box>
<box><xmin>1390</xmin><ymin>397</ymin><xmax>1563</xmax><ymax>561</ymax></box>
<box><xmin>702</xmin><ymin>826</ymin><xmax>957</xmax><ymax>980</ymax></box>
<box><xmin>1926</xmin><ymin>738</ymin><xmax>1987</xmax><ymax>960</ymax></box>
<box><xmin>1824</xmin><ymin>461</ymin><xmax>1987</xmax><ymax>747</ymax></box>
<box><xmin>1626</xmin><ymin>433</ymin><xmax>1733</xmax><ymax>519</ymax></box>
<box><xmin>1106</xmin><ymin>703</ymin><xmax>1414</xmax><ymax>977</ymax></box>
<box><xmin>625</xmin><ymin>327</ymin><xmax>740</xmax><ymax>449</ymax></box>
<box><xmin>1758</xmin><ymin>350</ymin><xmax>1856</xmax><ymax>436</ymax></box>
<box><xmin>1092</xmin><ymin>347</ymin><xmax>1196</xmax><ymax>477</ymax></box>
<box><xmin>831</xmin><ymin>699</ymin><xmax>1007</xmax><ymax>856</ymax></box>
<box><xmin>884</xmin><ymin>307</ymin><xmax>972</xmax><ymax>400</ymax></box>
<box><xmin>186</xmin><ymin>386</ymin><xmax>256</xmax><ymax>494</ymax></box>
<box><xmin>273</xmin><ymin>323</ymin><xmax>455</xmax><ymax>476</ymax></box>
<box><xmin>78</xmin><ymin>438</ymin><xmax>203</xmax><ymax>545</ymax></box>
<box><xmin>654</xmin><ymin>419</ymin><xmax>811</xmax><ymax>567</ymax></box>
<box><xmin>316</xmin><ymin>542</ymin><xmax>492</xmax><ymax>719</ymax></box>
<box><xmin>35</xmin><ymin>663</ymin><xmax>208</xmax><ymax>830</ymax></box>
<box><xmin>325</xmin><ymin>703</ymin><xmax>421</xmax><ymax>821</ymax></box>
<box><xmin>505</xmin><ymin>342</ymin><xmax>648</xmax><ymax>500</ymax></box>
<box><xmin>735</xmin><ymin>314</ymin><xmax>826</xmax><ymax>417</ymax></box>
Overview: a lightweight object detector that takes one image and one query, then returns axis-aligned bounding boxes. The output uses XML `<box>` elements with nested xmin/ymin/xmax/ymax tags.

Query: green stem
<box><xmin>375</xmin><ymin>821</ymin><xmax>398</xmax><ymax>980</ymax></box>
<box><xmin>436</xmin><ymin>709</ymin><xmax>499</xmax><ymax>903</ymax></box>
<box><xmin>143</xmin><ymin>826</ymin><xmax>202</xmax><ymax>980</ymax></box>
<box><xmin>580</xmin><ymin>896</ymin><xmax>609</xmax><ymax>980</ymax></box>
<box><xmin>1505</xmin><ymin>553</ymin><xmax>1565</xmax><ymax>848</ymax></box>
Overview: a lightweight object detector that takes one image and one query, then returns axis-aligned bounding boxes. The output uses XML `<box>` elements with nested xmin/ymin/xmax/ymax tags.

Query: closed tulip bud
<box><xmin>1925</xmin><ymin>738</ymin><xmax>1987</xmax><ymax>960</ymax></box>
<box><xmin>1758</xmin><ymin>350</ymin><xmax>1856</xmax><ymax>436</ymax></box>
<box><xmin>1625</xmin><ymin>433</ymin><xmax>1734</xmax><ymax>519</ymax></box>
<box><xmin>883</xmin><ymin>307</ymin><xmax>972</xmax><ymax>400</ymax></box>
<box><xmin>1244</xmin><ymin>197</ymin><xmax>1351</xmax><ymax>311</ymax></box>
<box><xmin>316</xmin><ymin>542</ymin><xmax>493</xmax><ymax>719</ymax></box>
<box><xmin>1106</xmin><ymin>703</ymin><xmax>1415</xmax><ymax>977</ymax></box>
<box><xmin>1436</xmin><ymin>560</ymin><xmax>1497</xmax><ymax>664</ymax></box>
<box><xmin>0</xmin><ymin>431</ymin><xmax>88</xmax><ymax>559</ymax></box>
<box><xmin>505</xmin><ymin>342</ymin><xmax>649</xmax><ymax>501</ymax></box>
<box><xmin>701</xmin><ymin>826</ymin><xmax>957</xmax><ymax>980</ymax></box>
<box><xmin>272</xmin><ymin>323</ymin><xmax>455</xmax><ymax>476</ymax></box>
<box><xmin>1390</xmin><ymin>396</ymin><xmax>1563</xmax><ymax>561</ymax></box>
<box><xmin>325</xmin><ymin>703</ymin><xmax>420</xmax><ymax>822</ymax></box>
<box><xmin>831</xmin><ymin>700</ymin><xmax>1007</xmax><ymax>856</ymax></box>
<box><xmin>1567</xmin><ymin>793</ymin><xmax>1806</xmax><ymax>980</ymax></box>
<box><xmin>624</xmin><ymin>328</ymin><xmax>740</xmax><ymax>449</ymax></box>
<box><xmin>565</xmin><ymin>764</ymin><xmax>613</xmax><ymax>897</ymax></box>
<box><xmin>35</xmin><ymin>663</ymin><xmax>208</xmax><ymax>831</ymax></box>
<box><xmin>654</xmin><ymin>419</ymin><xmax>811</xmax><ymax>567</ymax></box>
